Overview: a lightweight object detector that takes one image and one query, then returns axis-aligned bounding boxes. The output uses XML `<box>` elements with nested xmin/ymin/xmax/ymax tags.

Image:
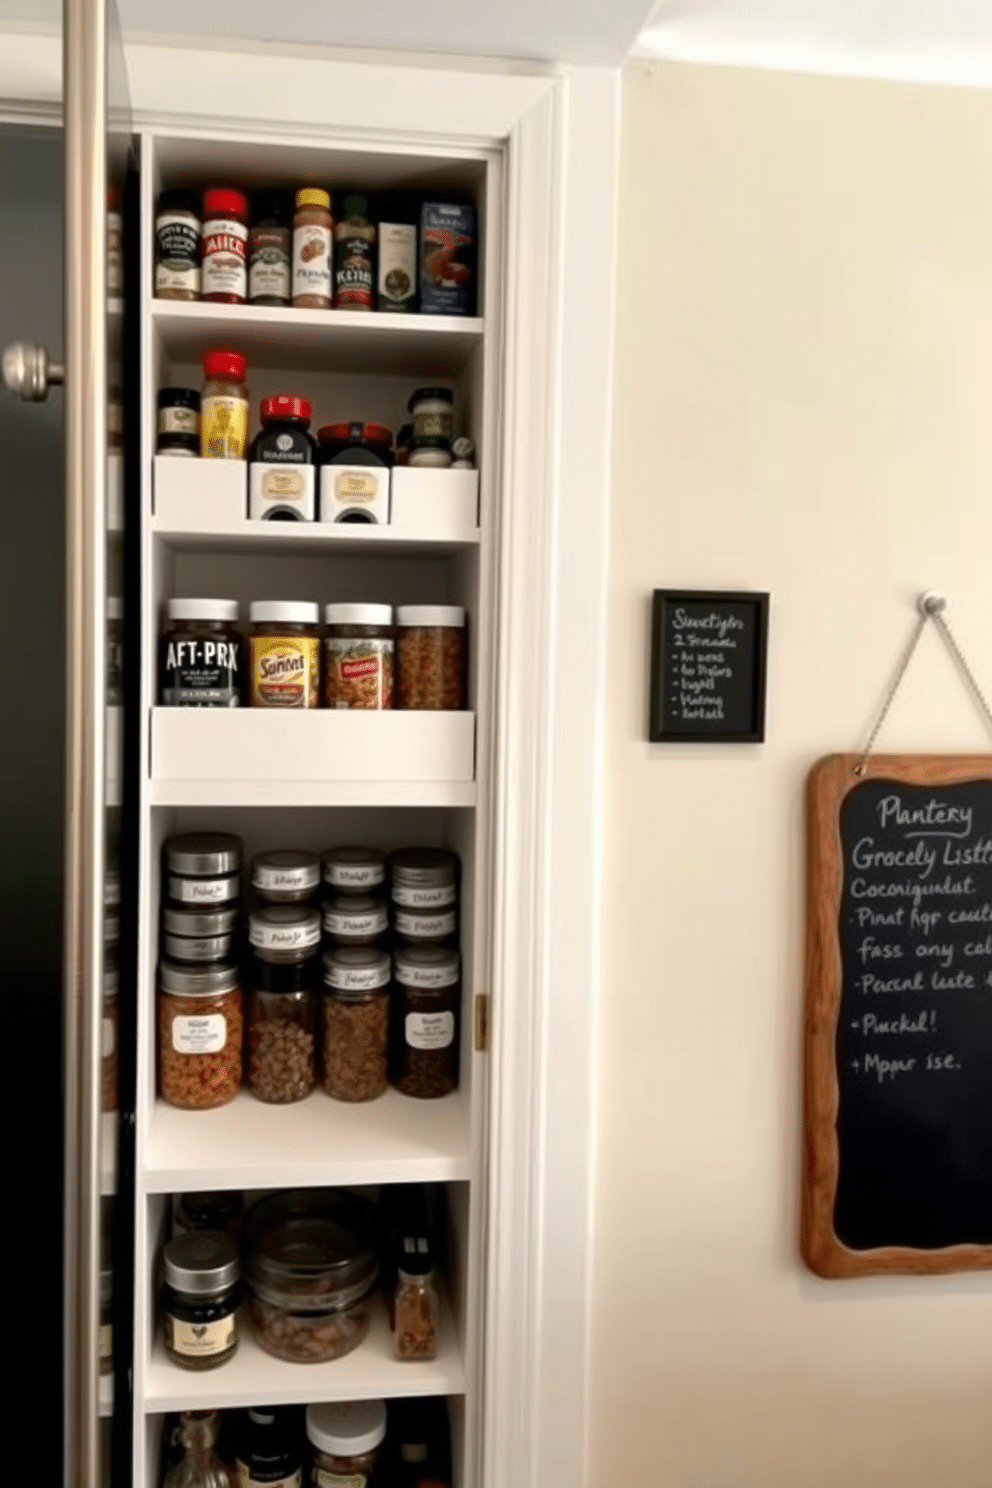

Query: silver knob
<box><xmin>2</xmin><ymin>341</ymin><xmax>64</xmax><ymax>401</ymax></box>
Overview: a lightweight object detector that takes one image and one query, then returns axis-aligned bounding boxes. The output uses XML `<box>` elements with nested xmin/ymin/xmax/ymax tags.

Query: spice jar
<box><xmin>321</xmin><ymin>846</ymin><xmax>387</xmax><ymax>897</ymax></box>
<box><xmin>101</xmin><ymin>967</ymin><xmax>118</xmax><ymax>1113</ymax></box>
<box><xmin>161</xmin><ymin>904</ymin><xmax>239</xmax><ymax>965</ymax></box>
<box><xmin>251</xmin><ymin>850</ymin><xmax>321</xmax><ymax>904</ymax></box>
<box><xmin>236</xmin><ymin>1408</ymin><xmax>302</xmax><ymax>1488</ymax></box>
<box><xmin>390</xmin><ymin>847</ymin><xmax>458</xmax><ymax>912</ymax></box>
<box><xmin>160</xmin><ymin>598</ymin><xmax>243</xmax><ymax>708</ymax></box>
<box><xmin>323</xmin><ymin>603</ymin><xmax>394</xmax><ymax>709</ymax></box>
<box><xmin>157</xmin><ymin>388</ymin><xmax>200</xmax><ymax>457</ymax></box>
<box><xmin>155</xmin><ymin>188</ymin><xmax>200</xmax><ymax>300</ymax></box>
<box><xmin>322</xmin><ymin>946</ymin><xmax>391</xmax><ymax>1102</ymax></box>
<box><xmin>408</xmin><ymin>387</ymin><xmax>454</xmax><ymax>443</ymax></box>
<box><xmin>164</xmin><ymin>833</ymin><xmax>243</xmax><ymax>908</ymax></box>
<box><xmin>292</xmin><ymin>189</ymin><xmax>333</xmax><ymax>308</ymax></box>
<box><xmin>247</xmin><ymin>905</ymin><xmax>320</xmax><ymax>1103</ymax></box>
<box><xmin>173</xmin><ymin>1191</ymin><xmax>243</xmax><ymax>1239</ymax></box>
<box><xmin>334</xmin><ymin>194</ymin><xmax>376</xmax><ymax>310</ymax></box>
<box><xmin>396</xmin><ymin>606</ymin><xmax>466</xmax><ymax>710</ymax></box>
<box><xmin>161</xmin><ymin>1230</ymin><xmax>240</xmax><ymax>1370</ymax></box>
<box><xmin>394</xmin><ymin>1237</ymin><xmax>439</xmax><ymax>1360</ymax></box>
<box><xmin>201</xmin><ymin>187</ymin><xmax>248</xmax><ymax>303</ymax></box>
<box><xmin>248</xmin><ymin>601</ymin><xmax>321</xmax><ymax>708</ymax></box>
<box><xmin>391</xmin><ymin>944</ymin><xmax>460</xmax><ymax>1099</ymax></box>
<box><xmin>158</xmin><ymin>961</ymin><xmax>243</xmax><ymax>1110</ymax></box>
<box><xmin>393</xmin><ymin>902</ymin><xmax>457</xmax><ymax>947</ymax></box>
<box><xmin>306</xmin><ymin>1401</ymin><xmax>387</xmax><ymax>1486</ymax></box>
<box><xmin>248</xmin><ymin>396</ymin><xmax>317</xmax><ymax>522</ymax></box>
<box><xmin>248</xmin><ymin>191</ymin><xmax>291</xmax><ymax>306</ymax></box>
<box><xmin>322</xmin><ymin>896</ymin><xmax>389</xmax><ymax>948</ymax></box>
<box><xmin>250</xmin><ymin>904</ymin><xmax>322</xmax><ymax>960</ymax></box>
<box><xmin>201</xmin><ymin>351</ymin><xmax>249</xmax><ymax>460</ymax></box>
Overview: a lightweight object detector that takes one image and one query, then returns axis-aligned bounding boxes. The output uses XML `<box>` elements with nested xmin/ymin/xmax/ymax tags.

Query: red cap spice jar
<box><xmin>201</xmin><ymin>351</ymin><xmax>249</xmax><ymax>460</ymax></box>
<box><xmin>201</xmin><ymin>187</ymin><xmax>249</xmax><ymax>303</ymax></box>
<box><xmin>248</xmin><ymin>601</ymin><xmax>321</xmax><ymax>708</ymax></box>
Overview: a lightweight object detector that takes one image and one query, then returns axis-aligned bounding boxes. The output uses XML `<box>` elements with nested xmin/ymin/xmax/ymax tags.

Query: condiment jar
<box><xmin>394</xmin><ymin>1237</ymin><xmax>439</xmax><ymax>1361</ymax></box>
<box><xmin>322</xmin><ymin>895</ymin><xmax>389</xmax><ymax>947</ymax></box>
<box><xmin>201</xmin><ymin>350</ymin><xmax>249</xmax><ymax>460</ymax></box>
<box><xmin>391</xmin><ymin>944</ymin><xmax>460</xmax><ymax>1099</ymax></box>
<box><xmin>157</xmin><ymin>388</ymin><xmax>201</xmax><ymax>457</ymax></box>
<box><xmin>162</xmin><ymin>906</ymin><xmax>239</xmax><ymax>966</ymax></box>
<box><xmin>248</xmin><ymin>601</ymin><xmax>321</xmax><ymax>708</ymax></box>
<box><xmin>248</xmin><ymin>396</ymin><xmax>318</xmax><ymax>522</ymax></box>
<box><xmin>292</xmin><ymin>188</ymin><xmax>333</xmax><ymax>308</ymax></box>
<box><xmin>236</xmin><ymin>1408</ymin><xmax>302</xmax><ymax>1488</ymax></box>
<box><xmin>164</xmin><ymin>832</ymin><xmax>243</xmax><ymax>908</ymax></box>
<box><xmin>408</xmin><ymin>387</ymin><xmax>454</xmax><ymax>442</ymax></box>
<box><xmin>161</xmin><ymin>1230</ymin><xmax>240</xmax><ymax>1370</ymax></box>
<box><xmin>158</xmin><ymin>961</ymin><xmax>244</xmax><ymax>1110</ymax></box>
<box><xmin>251</xmin><ymin>850</ymin><xmax>321</xmax><ymax>904</ymax></box>
<box><xmin>248</xmin><ymin>191</ymin><xmax>291</xmax><ymax>306</ymax></box>
<box><xmin>322</xmin><ymin>947</ymin><xmax>391</xmax><ymax>1102</ymax></box>
<box><xmin>201</xmin><ymin>187</ymin><xmax>249</xmax><ymax>303</ymax></box>
<box><xmin>155</xmin><ymin>188</ymin><xmax>200</xmax><ymax>300</ymax></box>
<box><xmin>324</xmin><ymin>603</ymin><xmax>394</xmax><ymax>710</ymax></box>
<box><xmin>321</xmin><ymin>846</ymin><xmax>387</xmax><ymax>897</ymax></box>
<box><xmin>306</xmin><ymin>1401</ymin><xmax>387</xmax><ymax>1486</ymax></box>
<box><xmin>334</xmin><ymin>193</ymin><xmax>376</xmax><ymax>310</ymax></box>
<box><xmin>395</xmin><ymin>606</ymin><xmax>467</xmax><ymax>710</ymax></box>
<box><xmin>159</xmin><ymin>598</ymin><xmax>243</xmax><ymax>708</ymax></box>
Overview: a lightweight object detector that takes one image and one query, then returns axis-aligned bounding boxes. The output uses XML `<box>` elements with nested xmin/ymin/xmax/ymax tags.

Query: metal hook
<box><xmin>919</xmin><ymin>591</ymin><xmax>947</xmax><ymax>618</ymax></box>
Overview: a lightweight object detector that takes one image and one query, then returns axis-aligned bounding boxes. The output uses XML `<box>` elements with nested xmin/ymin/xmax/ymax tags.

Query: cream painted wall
<box><xmin>591</xmin><ymin>59</ymin><xmax>992</xmax><ymax>1487</ymax></box>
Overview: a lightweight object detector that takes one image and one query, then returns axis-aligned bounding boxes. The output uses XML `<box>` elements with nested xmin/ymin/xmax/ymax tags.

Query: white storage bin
<box><xmin>153</xmin><ymin>454</ymin><xmax>247</xmax><ymax>528</ymax></box>
<box><xmin>390</xmin><ymin>467</ymin><xmax>479</xmax><ymax>538</ymax></box>
<box><xmin>319</xmin><ymin>465</ymin><xmax>391</xmax><ymax>524</ymax></box>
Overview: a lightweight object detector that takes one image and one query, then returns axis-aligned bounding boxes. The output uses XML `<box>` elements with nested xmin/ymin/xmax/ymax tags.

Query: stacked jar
<box><xmin>390</xmin><ymin>850</ymin><xmax>461</xmax><ymax>1098</ymax></box>
<box><xmin>321</xmin><ymin>847</ymin><xmax>390</xmax><ymax>1102</ymax></box>
<box><xmin>247</xmin><ymin>879</ymin><xmax>321</xmax><ymax>1104</ymax></box>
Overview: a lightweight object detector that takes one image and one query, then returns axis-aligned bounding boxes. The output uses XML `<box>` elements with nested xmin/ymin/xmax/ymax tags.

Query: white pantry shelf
<box><xmin>151</xmin><ymin>299</ymin><xmax>484</xmax><ymax>376</ymax></box>
<box><xmin>141</xmin><ymin>1087</ymin><xmax>470</xmax><ymax>1193</ymax></box>
<box><xmin>151</xmin><ymin>514</ymin><xmax>480</xmax><ymax>557</ymax></box>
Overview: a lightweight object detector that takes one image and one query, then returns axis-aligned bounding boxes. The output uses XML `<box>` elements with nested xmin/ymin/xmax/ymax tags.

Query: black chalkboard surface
<box><xmin>803</xmin><ymin>754</ymin><xmax>992</xmax><ymax>1277</ymax></box>
<box><xmin>649</xmin><ymin>590</ymin><xmax>768</xmax><ymax>742</ymax></box>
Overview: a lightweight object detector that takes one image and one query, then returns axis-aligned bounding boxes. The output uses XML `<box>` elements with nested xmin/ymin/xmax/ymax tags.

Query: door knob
<box><xmin>2</xmin><ymin>341</ymin><xmax>64</xmax><ymax>401</ymax></box>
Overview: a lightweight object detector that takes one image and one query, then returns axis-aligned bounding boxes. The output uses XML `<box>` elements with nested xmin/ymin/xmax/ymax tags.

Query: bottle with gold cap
<box><xmin>292</xmin><ymin>188</ymin><xmax>333</xmax><ymax>309</ymax></box>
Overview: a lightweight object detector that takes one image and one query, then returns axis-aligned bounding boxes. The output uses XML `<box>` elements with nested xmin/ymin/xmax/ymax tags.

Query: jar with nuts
<box><xmin>395</xmin><ymin>605</ymin><xmax>466</xmax><ymax>710</ymax></box>
<box><xmin>158</xmin><ymin>961</ymin><xmax>244</xmax><ymax>1110</ymax></box>
<box><xmin>322</xmin><ymin>946</ymin><xmax>391</xmax><ymax>1102</ymax></box>
<box><xmin>247</xmin><ymin>905</ymin><xmax>321</xmax><ymax>1104</ymax></box>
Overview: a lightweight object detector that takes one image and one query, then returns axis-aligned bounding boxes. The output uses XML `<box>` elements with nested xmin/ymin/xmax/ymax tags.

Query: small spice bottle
<box><xmin>251</xmin><ymin>850</ymin><xmax>321</xmax><ymax>904</ymax></box>
<box><xmin>160</xmin><ymin>598</ymin><xmax>243</xmax><ymax>708</ymax></box>
<box><xmin>155</xmin><ymin>188</ymin><xmax>200</xmax><ymax>300</ymax></box>
<box><xmin>306</xmin><ymin>1400</ymin><xmax>387</xmax><ymax>1487</ymax></box>
<box><xmin>102</xmin><ymin>966</ymin><xmax>118</xmax><ymax>1114</ymax></box>
<box><xmin>395</xmin><ymin>606</ymin><xmax>466</xmax><ymax>710</ymax></box>
<box><xmin>322</xmin><ymin>895</ymin><xmax>389</xmax><ymax>948</ymax></box>
<box><xmin>292</xmin><ymin>189</ymin><xmax>333</xmax><ymax>308</ymax></box>
<box><xmin>201</xmin><ymin>187</ymin><xmax>249</xmax><ymax>303</ymax></box>
<box><xmin>247</xmin><ymin>191</ymin><xmax>291</xmax><ymax>306</ymax></box>
<box><xmin>321</xmin><ymin>846</ymin><xmax>387</xmax><ymax>897</ymax></box>
<box><xmin>157</xmin><ymin>388</ymin><xmax>201</xmax><ymax>457</ymax></box>
<box><xmin>161</xmin><ymin>1230</ymin><xmax>240</xmax><ymax>1370</ymax></box>
<box><xmin>161</xmin><ymin>904</ymin><xmax>238</xmax><ymax>966</ymax></box>
<box><xmin>322</xmin><ymin>946</ymin><xmax>391</xmax><ymax>1102</ymax></box>
<box><xmin>164</xmin><ymin>832</ymin><xmax>243</xmax><ymax>908</ymax></box>
<box><xmin>391</xmin><ymin>944</ymin><xmax>460</xmax><ymax>1099</ymax></box>
<box><xmin>334</xmin><ymin>193</ymin><xmax>376</xmax><ymax>310</ymax></box>
<box><xmin>408</xmin><ymin>387</ymin><xmax>454</xmax><ymax>443</ymax></box>
<box><xmin>158</xmin><ymin>961</ymin><xmax>244</xmax><ymax>1110</ymax></box>
<box><xmin>201</xmin><ymin>351</ymin><xmax>249</xmax><ymax>460</ymax></box>
<box><xmin>247</xmin><ymin>906</ymin><xmax>320</xmax><ymax>1104</ymax></box>
<box><xmin>248</xmin><ymin>396</ymin><xmax>318</xmax><ymax>521</ymax></box>
<box><xmin>248</xmin><ymin>601</ymin><xmax>321</xmax><ymax>708</ymax></box>
<box><xmin>394</xmin><ymin>1236</ymin><xmax>439</xmax><ymax>1360</ymax></box>
<box><xmin>324</xmin><ymin>603</ymin><xmax>394</xmax><ymax>710</ymax></box>
<box><xmin>393</xmin><ymin>901</ymin><xmax>457</xmax><ymax>947</ymax></box>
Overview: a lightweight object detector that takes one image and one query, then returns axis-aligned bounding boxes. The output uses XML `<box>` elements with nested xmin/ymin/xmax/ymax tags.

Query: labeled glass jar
<box><xmin>249</xmin><ymin>396</ymin><xmax>317</xmax><ymax>521</ymax></box>
<box><xmin>322</xmin><ymin>896</ymin><xmax>389</xmax><ymax>948</ymax></box>
<box><xmin>161</xmin><ymin>1230</ymin><xmax>240</xmax><ymax>1370</ymax></box>
<box><xmin>292</xmin><ymin>188</ymin><xmax>333</xmax><ymax>308</ymax></box>
<box><xmin>407</xmin><ymin>387</ymin><xmax>454</xmax><ymax>442</ymax></box>
<box><xmin>158</xmin><ymin>961</ymin><xmax>244</xmax><ymax>1110</ymax></box>
<box><xmin>306</xmin><ymin>1401</ymin><xmax>387</xmax><ymax>1487</ymax></box>
<box><xmin>392</xmin><ymin>901</ymin><xmax>457</xmax><ymax>947</ymax></box>
<box><xmin>251</xmin><ymin>850</ymin><xmax>321</xmax><ymax>904</ymax></box>
<box><xmin>395</xmin><ymin>606</ymin><xmax>466</xmax><ymax>710</ymax></box>
<box><xmin>391</xmin><ymin>944</ymin><xmax>460</xmax><ymax>1099</ymax></box>
<box><xmin>323</xmin><ymin>603</ymin><xmax>394</xmax><ymax>710</ymax></box>
<box><xmin>201</xmin><ymin>350</ymin><xmax>249</xmax><ymax>459</ymax></box>
<box><xmin>334</xmin><ymin>194</ymin><xmax>376</xmax><ymax>310</ymax></box>
<box><xmin>322</xmin><ymin>946</ymin><xmax>391</xmax><ymax>1102</ymax></box>
<box><xmin>155</xmin><ymin>188</ymin><xmax>200</xmax><ymax>300</ymax></box>
<box><xmin>102</xmin><ymin>966</ymin><xmax>118</xmax><ymax>1113</ymax></box>
<box><xmin>248</xmin><ymin>601</ymin><xmax>321</xmax><ymax>708</ymax></box>
<box><xmin>164</xmin><ymin>832</ymin><xmax>243</xmax><ymax>908</ymax></box>
<box><xmin>247</xmin><ymin>905</ymin><xmax>321</xmax><ymax>1103</ymax></box>
<box><xmin>321</xmin><ymin>846</ymin><xmax>387</xmax><ymax>897</ymax></box>
<box><xmin>160</xmin><ymin>598</ymin><xmax>243</xmax><ymax>708</ymax></box>
<box><xmin>390</xmin><ymin>847</ymin><xmax>458</xmax><ymax>912</ymax></box>
<box><xmin>236</xmin><ymin>1408</ymin><xmax>302</xmax><ymax>1488</ymax></box>
<box><xmin>161</xmin><ymin>904</ymin><xmax>239</xmax><ymax>965</ymax></box>
<box><xmin>173</xmin><ymin>1190</ymin><xmax>243</xmax><ymax>1239</ymax></box>
<box><xmin>157</xmin><ymin>388</ymin><xmax>200</xmax><ymax>456</ymax></box>
<box><xmin>248</xmin><ymin>192</ymin><xmax>291</xmax><ymax>306</ymax></box>
<box><xmin>201</xmin><ymin>187</ymin><xmax>248</xmax><ymax>303</ymax></box>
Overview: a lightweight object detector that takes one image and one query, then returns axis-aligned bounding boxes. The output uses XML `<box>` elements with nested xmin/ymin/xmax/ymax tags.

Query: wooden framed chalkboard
<box><xmin>649</xmin><ymin>589</ymin><xmax>768</xmax><ymax>742</ymax></box>
<box><xmin>803</xmin><ymin>754</ymin><xmax>992</xmax><ymax>1277</ymax></box>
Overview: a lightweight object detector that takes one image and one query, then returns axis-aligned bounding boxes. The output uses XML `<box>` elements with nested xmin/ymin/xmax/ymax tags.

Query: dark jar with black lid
<box><xmin>249</xmin><ymin>396</ymin><xmax>318</xmax><ymax>521</ymax></box>
<box><xmin>157</xmin><ymin>387</ymin><xmax>201</xmax><ymax>457</ymax></box>
<box><xmin>161</xmin><ymin>1230</ymin><xmax>240</xmax><ymax>1371</ymax></box>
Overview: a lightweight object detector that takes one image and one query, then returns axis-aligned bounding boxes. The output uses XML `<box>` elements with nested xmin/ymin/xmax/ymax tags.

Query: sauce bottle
<box><xmin>335</xmin><ymin>194</ymin><xmax>376</xmax><ymax>310</ymax></box>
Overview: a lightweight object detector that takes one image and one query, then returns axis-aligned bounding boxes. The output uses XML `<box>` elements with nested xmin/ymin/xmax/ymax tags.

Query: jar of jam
<box><xmin>161</xmin><ymin>1230</ymin><xmax>240</xmax><ymax>1369</ymax></box>
<box><xmin>324</xmin><ymin>603</ymin><xmax>394</xmax><ymax>709</ymax></box>
<box><xmin>201</xmin><ymin>187</ymin><xmax>248</xmax><ymax>303</ymax></box>
<box><xmin>201</xmin><ymin>350</ymin><xmax>249</xmax><ymax>460</ymax></box>
<box><xmin>248</xmin><ymin>191</ymin><xmax>291</xmax><ymax>306</ymax></box>
<box><xmin>248</xmin><ymin>601</ymin><xmax>321</xmax><ymax>708</ymax></box>
<box><xmin>292</xmin><ymin>188</ymin><xmax>333</xmax><ymax>308</ymax></box>
<box><xmin>248</xmin><ymin>396</ymin><xmax>317</xmax><ymax>521</ymax></box>
<box><xmin>160</xmin><ymin>598</ymin><xmax>243</xmax><ymax>707</ymax></box>
<box><xmin>317</xmin><ymin>423</ymin><xmax>392</xmax><ymax>524</ymax></box>
<box><xmin>157</xmin><ymin>388</ymin><xmax>200</xmax><ymax>457</ymax></box>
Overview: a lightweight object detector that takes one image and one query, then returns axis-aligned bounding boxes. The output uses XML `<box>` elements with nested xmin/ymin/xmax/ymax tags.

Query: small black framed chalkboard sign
<box><xmin>649</xmin><ymin>589</ymin><xmax>769</xmax><ymax>743</ymax></box>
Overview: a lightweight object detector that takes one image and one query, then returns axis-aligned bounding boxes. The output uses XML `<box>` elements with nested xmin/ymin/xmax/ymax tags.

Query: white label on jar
<box><xmin>238</xmin><ymin>1466</ymin><xmax>302</xmax><ymax>1488</ymax></box>
<box><xmin>324</xmin><ymin>906</ymin><xmax>388</xmax><ymax>938</ymax></box>
<box><xmin>249</xmin><ymin>464</ymin><xmax>315</xmax><ymax>518</ymax></box>
<box><xmin>326</xmin><ymin>962</ymin><xmax>390</xmax><ymax>991</ymax></box>
<box><xmin>159</xmin><ymin>406</ymin><xmax>198</xmax><ymax>438</ymax></box>
<box><xmin>169</xmin><ymin>874</ymin><xmax>238</xmax><ymax>904</ymax></box>
<box><xmin>102</xmin><ymin>1016</ymin><xmax>115</xmax><ymax>1059</ymax></box>
<box><xmin>314</xmin><ymin>1471</ymin><xmax>367</xmax><ymax>1488</ymax></box>
<box><xmin>155</xmin><ymin>213</ymin><xmax>200</xmax><ymax>295</ymax></box>
<box><xmin>292</xmin><ymin>224</ymin><xmax>332</xmax><ymax>301</ymax></box>
<box><xmin>406</xmin><ymin>1010</ymin><xmax>455</xmax><ymax>1049</ymax></box>
<box><xmin>396</xmin><ymin>960</ymin><xmax>460</xmax><ymax>990</ymax></box>
<box><xmin>392</xmin><ymin>883</ymin><xmax>456</xmax><ymax>909</ymax></box>
<box><xmin>395</xmin><ymin>908</ymin><xmax>456</xmax><ymax>938</ymax></box>
<box><xmin>99</xmin><ymin>1323</ymin><xmax>112</xmax><ymax>1361</ymax></box>
<box><xmin>325</xmin><ymin>863</ymin><xmax>384</xmax><ymax>890</ymax></box>
<box><xmin>250</xmin><ymin>919</ymin><xmax>320</xmax><ymax>951</ymax></box>
<box><xmin>172</xmin><ymin>1013</ymin><xmax>227</xmax><ymax>1054</ymax></box>
<box><xmin>255</xmin><ymin>864</ymin><xmax>320</xmax><ymax>892</ymax></box>
<box><xmin>202</xmin><ymin>216</ymin><xmax>248</xmax><ymax>298</ymax></box>
<box><xmin>168</xmin><ymin>1314</ymin><xmax>236</xmax><ymax>1357</ymax></box>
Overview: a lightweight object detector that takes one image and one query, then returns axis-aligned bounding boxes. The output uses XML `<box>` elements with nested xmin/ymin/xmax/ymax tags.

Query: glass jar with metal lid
<box><xmin>164</xmin><ymin>832</ymin><xmax>243</xmax><ymax>907</ymax></box>
<box><xmin>160</xmin><ymin>599</ymin><xmax>243</xmax><ymax>709</ymax></box>
<box><xmin>158</xmin><ymin>961</ymin><xmax>243</xmax><ymax>1109</ymax></box>
<box><xmin>393</xmin><ymin>899</ymin><xmax>457</xmax><ymax>948</ymax></box>
<box><xmin>321</xmin><ymin>845</ymin><xmax>386</xmax><ymax>897</ymax></box>
<box><xmin>251</xmin><ymin>850</ymin><xmax>321</xmax><ymax>904</ymax></box>
<box><xmin>306</xmin><ymin>1401</ymin><xmax>387</xmax><ymax>1486</ymax></box>
<box><xmin>250</xmin><ymin>904</ymin><xmax>321</xmax><ymax>963</ymax></box>
<box><xmin>161</xmin><ymin>1230</ymin><xmax>240</xmax><ymax>1370</ymax></box>
<box><xmin>322</xmin><ymin>895</ymin><xmax>389</xmax><ymax>949</ymax></box>
<box><xmin>322</xmin><ymin>946</ymin><xmax>391</xmax><ymax>1102</ymax></box>
<box><xmin>407</xmin><ymin>387</ymin><xmax>454</xmax><ymax>443</ymax></box>
<box><xmin>248</xmin><ymin>600</ymin><xmax>321</xmax><ymax>709</ymax></box>
<box><xmin>324</xmin><ymin>603</ymin><xmax>394</xmax><ymax>711</ymax></box>
<box><xmin>391</xmin><ymin>944</ymin><xmax>460</xmax><ymax>1099</ymax></box>
<box><xmin>389</xmin><ymin>847</ymin><xmax>458</xmax><ymax>911</ymax></box>
<box><xmin>395</xmin><ymin>606</ymin><xmax>466</xmax><ymax>710</ymax></box>
<box><xmin>161</xmin><ymin>904</ymin><xmax>239</xmax><ymax>965</ymax></box>
<box><xmin>247</xmin><ymin>905</ymin><xmax>321</xmax><ymax>1103</ymax></box>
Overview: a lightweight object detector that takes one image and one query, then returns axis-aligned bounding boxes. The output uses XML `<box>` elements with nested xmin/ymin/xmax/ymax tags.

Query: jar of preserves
<box><xmin>236</xmin><ymin>1408</ymin><xmax>302</xmax><ymax>1488</ymax></box>
<box><xmin>201</xmin><ymin>350</ymin><xmax>249</xmax><ymax>460</ymax></box>
<box><xmin>164</xmin><ymin>833</ymin><xmax>243</xmax><ymax>908</ymax></box>
<box><xmin>173</xmin><ymin>1190</ymin><xmax>243</xmax><ymax>1239</ymax></box>
<box><xmin>161</xmin><ymin>1230</ymin><xmax>240</xmax><ymax>1370</ymax></box>
<box><xmin>391</xmin><ymin>944</ymin><xmax>460</xmax><ymax>1099</ymax></box>
<box><xmin>248</xmin><ymin>396</ymin><xmax>317</xmax><ymax>522</ymax></box>
<box><xmin>248</xmin><ymin>192</ymin><xmax>291</xmax><ymax>306</ymax></box>
<box><xmin>251</xmin><ymin>850</ymin><xmax>321</xmax><ymax>904</ymax></box>
<box><xmin>201</xmin><ymin>187</ymin><xmax>248</xmax><ymax>303</ymax></box>
<box><xmin>321</xmin><ymin>845</ymin><xmax>386</xmax><ymax>897</ymax></box>
<box><xmin>322</xmin><ymin>946</ymin><xmax>391</xmax><ymax>1102</ymax></box>
<box><xmin>334</xmin><ymin>194</ymin><xmax>376</xmax><ymax>310</ymax></box>
<box><xmin>157</xmin><ymin>388</ymin><xmax>200</xmax><ymax>456</ymax></box>
<box><xmin>390</xmin><ymin>848</ymin><xmax>458</xmax><ymax>912</ymax></box>
<box><xmin>292</xmin><ymin>188</ymin><xmax>333</xmax><ymax>308</ymax></box>
<box><xmin>407</xmin><ymin>387</ymin><xmax>454</xmax><ymax>443</ymax></box>
<box><xmin>306</xmin><ymin>1401</ymin><xmax>387</xmax><ymax>1488</ymax></box>
<box><xmin>323</xmin><ymin>603</ymin><xmax>394</xmax><ymax>710</ymax></box>
<box><xmin>161</xmin><ymin>904</ymin><xmax>239</xmax><ymax>964</ymax></box>
<box><xmin>248</xmin><ymin>601</ymin><xmax>321</xmax><ymax>708</ymax></box>
<box><xmin>102</xmin><ymin>965</ymin><xmax>118</xmax><ymax>1113</ymax></box>
<box><xmin>247</xmin><ymin>905</ymin><xmax>320</xmax><ymax>1103</ymax></box>
<box><xmin>158</xmin><ymin>961</ymin><xmax>244</xmax><ymax>1110</ymax></box>
<box><xmin>160</xmin><ymin>598</ymin><xmax>243</xmax><ymax>708</ymax></box>
<box><xmin>322</xmin><ymin>895</ymin><xmax>389</xmax><ymax>948</ymax></box>
<box><xmin>155</xmin><ymin>188</ymin><xmax>200</xmax><ymax>300</ymax></box>
<box><xmin>395</xmin><ymin>606</ymin><xmax>466</xmax><ymax>710</ymax></box>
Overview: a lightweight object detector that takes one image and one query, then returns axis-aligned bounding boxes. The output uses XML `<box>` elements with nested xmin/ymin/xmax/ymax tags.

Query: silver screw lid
<box><xmin>159</xmin><ymin>960</ymin><xmax>240</xmax><ymax>995</ymax></box>
<box><xmin>165</xmin><ymin>832</ymin><xmax>243</xmax><ymax>876</ymax></box>
<box><xmin>390</xmin><ymin>847</ymin><xmax>458</xmax><ymax>887</ymax></box>
<box><xmin>163</xmin><ymin>1230</ymin><xmax>240</xmax><ymax>1294</ymax></box>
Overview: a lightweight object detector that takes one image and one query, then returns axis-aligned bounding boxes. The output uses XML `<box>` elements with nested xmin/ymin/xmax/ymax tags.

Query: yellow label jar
<box><xmin>201</xmin><ymin>349</ymin><xmax>249</xmax><ymax>459</ymax></box>
<box><xmin>248</xmin><ymin>601</ymin><xmax>321</xmax><ymax>708</ymax></box>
